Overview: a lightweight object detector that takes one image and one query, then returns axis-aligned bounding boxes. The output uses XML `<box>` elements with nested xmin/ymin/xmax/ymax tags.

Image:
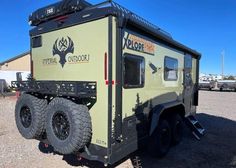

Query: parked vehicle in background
<box><xmin>0</xmin><ymin>71</ymin><xmax>30</xmax><ymax>89</ymax></box>
<box><xmin>0</xmin><ymin>79</ymin><xmax>8</xmax><ymax>93</ymax></box>
<box><xmin>217</xmin><ymin>80</ymin><xmax>236</xmax><ymax>91</ymax></box>
<box><xmin>199</xmin><ymin>80</ymin><xmax>215</xmax><ymax>90</ymax></box>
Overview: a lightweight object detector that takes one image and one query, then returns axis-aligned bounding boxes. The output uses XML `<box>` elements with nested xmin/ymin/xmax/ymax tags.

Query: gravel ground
<box><xmin>0</xmin><ymin>91</ymin><xmax>236</xmax><ymax>168</ymax></box>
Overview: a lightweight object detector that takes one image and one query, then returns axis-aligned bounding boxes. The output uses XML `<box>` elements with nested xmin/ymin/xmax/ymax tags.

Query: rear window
<box><xmin>31</xmin><ymin>36</ymin><xmax>42</xmax><ymax>48</ymax></box>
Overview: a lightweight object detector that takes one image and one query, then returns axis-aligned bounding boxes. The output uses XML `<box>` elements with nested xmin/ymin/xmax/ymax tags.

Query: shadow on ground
<box><xmin>136</xmin><ymin>113</ymin><xmax>236</xmax><ymax>168</ymax></box>
<box><xmin>38</xmin><ymin>113</ymin><xmax>236</xmax><ymax>168</ymax></box>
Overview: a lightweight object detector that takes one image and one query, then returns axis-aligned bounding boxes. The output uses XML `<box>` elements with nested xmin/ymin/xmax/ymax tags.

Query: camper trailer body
<box><xmin>12</xmin><ymin>0</ymin><xmax>201</xmax><ymax>165</ymax></box>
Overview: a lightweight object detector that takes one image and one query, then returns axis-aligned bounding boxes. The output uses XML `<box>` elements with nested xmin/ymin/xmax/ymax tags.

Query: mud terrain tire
<box><xmin>15</xmin><ymin>94</ymin><xmax>47</xmax><ymax>139</ymax></box>
<box><xmin>169</xmin><ymin>114</ymin><xmax>184</xmax><ymax>145</ymax></box>
<box><xmin>148</xmin><ymin>119</ymin><xmax>172</xmax><ymax>158</ymax></box>
<box><xmin>45</xmin><ymin>98</ymin><xmax>92</xmax><ymax>154</ymax></box>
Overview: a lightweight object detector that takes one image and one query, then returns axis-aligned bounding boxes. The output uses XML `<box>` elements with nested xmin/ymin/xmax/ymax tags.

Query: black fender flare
<box><xmin>149</xmin><ymin>101</ymin><xmax>185</xmax><ymax>136</ymax></box>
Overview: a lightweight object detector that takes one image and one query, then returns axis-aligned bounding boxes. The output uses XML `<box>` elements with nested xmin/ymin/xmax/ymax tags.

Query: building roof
<box><xmin>0</xmin><ymin>51</ymin><xmax>30</xmax><ymax>66</ymax></box>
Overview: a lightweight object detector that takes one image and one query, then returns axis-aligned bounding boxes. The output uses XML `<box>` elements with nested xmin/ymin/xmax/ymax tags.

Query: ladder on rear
<box><xmin>185</xmin><ymin>115</ymin><xmax>205</xmax><ymax>140</ymax></box>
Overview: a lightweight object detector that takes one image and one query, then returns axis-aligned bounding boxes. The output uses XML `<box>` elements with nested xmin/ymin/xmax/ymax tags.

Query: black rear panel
<box><xmin>12</xmin><ymin>81</ymin><xmax>96</xmax><ymax>98</ymax></box>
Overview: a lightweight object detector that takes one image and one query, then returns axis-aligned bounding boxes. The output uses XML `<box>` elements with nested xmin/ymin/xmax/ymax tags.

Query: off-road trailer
<box><xmin>12</xmin><ymin>0</ymin><xmax>204</xmax><ymax>166</ymax></box>
<box><xmin>199</xmin><ymin>80</ymin><xmax>215</xmax><ymax>90</ymax></box>
<box><xmin>217</xmin><ymin>80</ymin><xmax>236</xmax><ymax>91</ymax></box>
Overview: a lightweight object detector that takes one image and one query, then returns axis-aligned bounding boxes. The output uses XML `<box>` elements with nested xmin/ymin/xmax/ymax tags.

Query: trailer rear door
<box><xmin>183</xmin><ymin>54</ymin><xmax>194</xmax><ymax>114</ymax></box>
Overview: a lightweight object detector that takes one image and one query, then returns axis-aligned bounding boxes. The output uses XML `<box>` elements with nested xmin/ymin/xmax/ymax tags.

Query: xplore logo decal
<box><xmin>53</xmin><ymin>36</ymin><xmax>74</xmax><ymax>68</ymax></box>
<box><xmin>123</xmin><ymin>33</ymin><xmax>155</xmax><ymax>55</ymax></box>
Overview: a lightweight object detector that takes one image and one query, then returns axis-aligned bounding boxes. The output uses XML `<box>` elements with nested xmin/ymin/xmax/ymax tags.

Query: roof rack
<box><xmin>29</xmin><ymin>0</ymin><xmax>92</xmax><ymax>26</ymax></box>
<box><xmin>29</xmin><ymin>0</ymin><xmax>172</xmax><ymax>38</ymax></box>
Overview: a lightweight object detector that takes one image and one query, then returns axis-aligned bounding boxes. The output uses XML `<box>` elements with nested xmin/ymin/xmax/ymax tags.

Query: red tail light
<box><xmin>54</xmin><ymin>15</ymin><xmax>68</xmax><ymax>22</ymax></box>
<box><xmin>104</xmin><ymin>53</ymin><xmax>115</xmax><ymax>85</ymax></box>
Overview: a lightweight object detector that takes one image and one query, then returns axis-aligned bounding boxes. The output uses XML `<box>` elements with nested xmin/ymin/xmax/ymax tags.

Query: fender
<box><xmin>149</xmin><ymin>101</ymin><xmax>185</xmax><ymax>136</ymax></box>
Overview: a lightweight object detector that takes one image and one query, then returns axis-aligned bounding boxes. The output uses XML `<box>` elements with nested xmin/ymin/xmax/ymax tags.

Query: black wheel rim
<box><xmin>175</xmin><ymin>120</ymin><xmax>182</xmax><ymax>139</ymax></box>
<box><xmin>52</xmin><ymin>111</ymin><xmax>70</xmax><ymax>140</ymax></box>
<box><xmin>160</xmin><ymin>127</ymin><xmax>170</xmax><ymax>148</ymax></box>
<box><xmin>20</xmin><ymin>106</ymin><xmax>32</xmax><ymax>128</ymax></box>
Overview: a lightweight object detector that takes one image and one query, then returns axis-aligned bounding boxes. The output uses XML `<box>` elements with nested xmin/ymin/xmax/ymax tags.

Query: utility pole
<box><xmin>221</xmin><ymin>50</ymin><xmax>225</xmax><ymax>79</ymax></box>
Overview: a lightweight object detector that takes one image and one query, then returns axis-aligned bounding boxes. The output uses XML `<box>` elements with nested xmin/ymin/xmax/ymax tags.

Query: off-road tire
<box><xmin>148</xmin><ymin>119</ymin><xmax>172</xmax><ymax>158</ymax></box>
<box><xmin>169</xmin><ymin>114</ymin><xmax>184</xmax><ymax>145</ymax></box>
<box><xmin>45</xmin><ymin>98</ymin><xmax>92</xmax><ymax>154</ymax></box>
<box><xmin>15</xmin><ymin>94</ymin><xmax>47</xmax><ymax>139</ymax></box>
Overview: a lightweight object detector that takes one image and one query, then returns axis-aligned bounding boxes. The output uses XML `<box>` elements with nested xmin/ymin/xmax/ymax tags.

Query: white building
<box><xmin>199</xmin><ymin>73</ymin><xmax>223</xmax><ymax>81</ymax></box>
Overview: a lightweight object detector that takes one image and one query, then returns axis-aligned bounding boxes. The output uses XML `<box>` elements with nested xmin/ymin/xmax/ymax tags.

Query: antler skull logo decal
<box><xmin>52</xmin><ymin>36</ymin><xmax>74</xmax><ymax>68</ymax></box>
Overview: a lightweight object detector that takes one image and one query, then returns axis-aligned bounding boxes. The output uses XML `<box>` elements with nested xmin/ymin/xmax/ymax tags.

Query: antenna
<box><xmin>221</xmin><ymin>50</ymin><xmax>225</xmax><ymax>79</ymax></box>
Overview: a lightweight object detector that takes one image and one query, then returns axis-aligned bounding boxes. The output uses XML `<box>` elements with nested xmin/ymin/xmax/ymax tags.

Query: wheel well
<box><xmin>159</xmin><ymin>105</ymin><xmax>185</xmax><ymax>121</ymax></box>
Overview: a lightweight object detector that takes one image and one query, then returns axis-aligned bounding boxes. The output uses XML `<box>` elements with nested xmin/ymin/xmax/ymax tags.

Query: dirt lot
<box><xmin>0</xmin><ymin>91</ymin><xmax>236</xmax><ymax>168</ymax></box>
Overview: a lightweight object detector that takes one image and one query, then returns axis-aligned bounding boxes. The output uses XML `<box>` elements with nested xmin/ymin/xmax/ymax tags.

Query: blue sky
<box><xmin>0</xmin><ymin>0</ymin><xmax>235</xmax><ymax>75</ymax></box>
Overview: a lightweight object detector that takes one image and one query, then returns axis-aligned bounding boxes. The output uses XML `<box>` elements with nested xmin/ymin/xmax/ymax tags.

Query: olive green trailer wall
<box><xmin>122</xmin><ymin>30</ymin><xmax>185</xmax><ymax>119</ymax></box>
<box><xmin>121</xmin><ymin>29</ymin><xmax>199</xmax><ymax>120</ymax></box>
<box><xmin>32</xmin><ymin>17</ymin><xmax>110</xmax><ymax>148</ymax></box>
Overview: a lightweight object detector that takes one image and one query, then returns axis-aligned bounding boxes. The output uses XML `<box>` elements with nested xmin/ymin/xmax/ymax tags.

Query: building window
<box><xmin>164</xmin><ymin>56</ymin><xmax>178</xmax><ymax>81</ymax></box>
<box><xmin>124</xmin><ymin>54</ymin><xmax>145</xmax><ymax>88</ymax></box>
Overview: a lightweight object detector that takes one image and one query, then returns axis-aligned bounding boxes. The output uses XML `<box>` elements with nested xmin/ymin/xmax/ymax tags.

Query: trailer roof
<box><xmin>29</xmin><ymin>0</ymin><xmax>201</xmax><ymax>59</ymax></box>
<box><xmin>104</xmin><ymin>1</ymin><xmax>201</xmax><ymax>58</ymax></box>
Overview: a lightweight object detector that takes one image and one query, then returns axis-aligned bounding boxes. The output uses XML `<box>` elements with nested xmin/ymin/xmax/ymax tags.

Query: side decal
<box><xmin>123</xmin><ymin>33</ymin><xmax>155</xmax><ymax>55</ymax></box>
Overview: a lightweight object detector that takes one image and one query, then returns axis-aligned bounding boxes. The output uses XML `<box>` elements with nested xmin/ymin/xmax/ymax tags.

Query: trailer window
<box><xmin>185</xmin><ymin>55</ymin><xmax>192</xmax><ymax>69</ymax></box>
<box><xmin>31</xmin><ymin>36</ymin><xmax>42</xmax><ymax>48</ymax></box>
<box><xmin>164</xmin><ymin>57</ymin><xmax>178</xmax><ymax>81</ymax></box>
<box><xmin>124</xmin><ymin>55</ymin><xmax>145</xmax><ymax>88</ymax></box>
<box><xmin>184</xmin><ymin>55</ymin><xmax>193</xmax><ymax>86</ymax></box>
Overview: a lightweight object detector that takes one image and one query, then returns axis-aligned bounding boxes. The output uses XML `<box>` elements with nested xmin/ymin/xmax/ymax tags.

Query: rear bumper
<box><xmin>11</xmin><ymin>80</ymin><xmax>96</xmax><ymax>98</ymax></box>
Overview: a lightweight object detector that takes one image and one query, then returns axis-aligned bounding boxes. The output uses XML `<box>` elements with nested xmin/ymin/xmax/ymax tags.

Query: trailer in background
<box><xmin>0</xmin><ymin>79</ymin><xmax>8</xmax><ymax>97</ymax></box>
<box><xmin>199</xmin><ymin>80</ymin><xmax>215</xmax><ymax>90</ymax></box>
<box><xmin>217</xmin><ymin>80</ymin><xmax>236</xmax><ymax>91</ymax></box>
